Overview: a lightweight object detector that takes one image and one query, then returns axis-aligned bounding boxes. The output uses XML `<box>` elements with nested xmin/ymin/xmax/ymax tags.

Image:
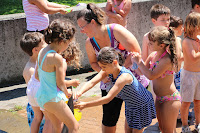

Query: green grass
<box><xmin>8</xmin><ymin>105</ymin><xmax>23</xmax><ymax>114</ymax></box>
<box><xmin>0</xmin><ymin>0</ymin><xmax>106</xmax><ymax>15</ymax></box>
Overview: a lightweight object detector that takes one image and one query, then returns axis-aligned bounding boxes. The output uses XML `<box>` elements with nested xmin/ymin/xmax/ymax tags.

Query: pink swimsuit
<box><xmin>149</xmin><ymin>51</ymin><xmax>174</xmax><ymax>78</ymax></box>
<box><xmin>112</xmin><ymin>0</ymin><xmax>124</xmax><ymax>13</ymax></box>
<box><xmin>149</xmin><ymin>51</ymin><xmax>181</xmax><ymax>103</ymax></box>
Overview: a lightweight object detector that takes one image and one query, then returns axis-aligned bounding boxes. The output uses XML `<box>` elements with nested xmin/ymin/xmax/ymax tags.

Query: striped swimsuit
<box><xmin>23</xmin><ymin>0</ymin><xmax>49</xmax><ymax>31</ymax></box>
<box><xmin>110</xmin><ymin>67</ymin><xmax>156</xmax><ymax>129</ymax></box>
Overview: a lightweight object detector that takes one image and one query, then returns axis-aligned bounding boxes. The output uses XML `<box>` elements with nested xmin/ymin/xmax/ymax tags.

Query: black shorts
<box><xmin>101</xmin><ymin>90</ymin><xmax>123</xmax><ymax>127</ymax></box>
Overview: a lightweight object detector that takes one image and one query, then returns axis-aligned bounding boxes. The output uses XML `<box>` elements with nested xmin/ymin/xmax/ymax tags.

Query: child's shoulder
<box><xmin>182</xmin><ymin>37</ymin><xmax>193</xmax><ymax>47</ymax></box>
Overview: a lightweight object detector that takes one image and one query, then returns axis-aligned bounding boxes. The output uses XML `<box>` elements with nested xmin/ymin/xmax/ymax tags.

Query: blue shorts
<box><xmin>174</xmin><ymin>69</ymin><xmax>182</xmax><ymax>92</ymax></box>
<box><xmin>26</xmin><ymin>103</ymin><xmax>45</xmax><ymax>133</ymax></box>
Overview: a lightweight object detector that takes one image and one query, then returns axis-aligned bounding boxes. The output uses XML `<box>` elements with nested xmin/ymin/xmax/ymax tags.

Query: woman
<box><xmin>76</xmin><ymin>3</ymin><xmax>149</xmax><ymax>133</ymax></box>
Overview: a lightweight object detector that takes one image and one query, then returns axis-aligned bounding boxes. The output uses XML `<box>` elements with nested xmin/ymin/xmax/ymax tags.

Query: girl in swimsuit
<box><xmin>75</xmin><ymin>47</ymin><xmax>156</xmax><ymax>133</ymax></box>
<box><xmin>35</xmin><ymin>19</ymin><xmax>80</xmax><ymax>133</ymax></box>
<box><xmin>105</xmin><ymin>0</ymin><xmax>131</xmax><ymax>27</ymax></box>
<box><xmin>132</xmin><ymin>26</ymin><xmax>181</xmax><ymax>133</ymax></box>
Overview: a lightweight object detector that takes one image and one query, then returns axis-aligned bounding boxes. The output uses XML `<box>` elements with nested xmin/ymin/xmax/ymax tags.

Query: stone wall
<box><xmin>0</xmin><ymin>0</ymin><xmax>191</xmax><ymax>86</ymax></box>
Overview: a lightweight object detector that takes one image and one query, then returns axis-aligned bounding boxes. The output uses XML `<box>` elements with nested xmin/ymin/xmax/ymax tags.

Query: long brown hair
<box><xmin>148</xmin><ymin>26</ymin><xmax>178</xmax><ymax>71</ymax></box>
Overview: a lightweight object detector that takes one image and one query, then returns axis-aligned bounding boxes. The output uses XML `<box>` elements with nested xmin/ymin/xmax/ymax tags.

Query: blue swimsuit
<box><xmin>36</xmin><ymin>50</ymin><xmax>68</xmax><ymax>108</ymax></box>
<box><xmin>110</xmin><ymin>67</ymin><xmax>156</xmax><ymax>129</ymax></box>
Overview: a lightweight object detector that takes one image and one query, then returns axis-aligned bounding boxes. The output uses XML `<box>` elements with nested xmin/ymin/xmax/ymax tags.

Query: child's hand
<box><xmin>73</xmin><ymin>91</ymin><xmax>82</xmax><ymax>100</ymax></box>
<box><xmin>67</xmin><ymin>89</ymin><xmax>72</xmax><ymax>98</ymax></box>
<box><xmin>59</xmin><ymin>8</ymin><xmax>67</xmax><ymax>15</ymax></box>
<box><xmin>74</xmin><ymin>101</ymin><xmax>86</xmax><ymax>110</ymax></box>
<box><xmin>64</xmin><ymin>89</ymin><xmax>72</xmax><ymax>99</ymax></box>
<box><xmin>131</xmin><ymin>52</ymin><xmax>142</xmax><ymax>64</ymax></box>
<box><xmin>72</xmin><ymin>79</ymin><xmax>80</xmax><ymax>88</ymax></box>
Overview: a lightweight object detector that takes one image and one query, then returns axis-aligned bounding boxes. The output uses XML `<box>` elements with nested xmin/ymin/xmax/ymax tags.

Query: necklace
<box><xmin>186</xmin><ymin>36</ymin><xmax>200</xmax><ymax>43</ymax></box>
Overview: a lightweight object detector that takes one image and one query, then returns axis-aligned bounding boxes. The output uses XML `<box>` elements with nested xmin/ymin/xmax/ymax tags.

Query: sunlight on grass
<box><xmin>0</xmin><ymin>0</ymin><xmax>106</xmax><ymax>15</ymax></box>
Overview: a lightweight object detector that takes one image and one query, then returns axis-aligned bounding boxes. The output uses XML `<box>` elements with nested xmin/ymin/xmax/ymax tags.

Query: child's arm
<box><xmin>55</xmin><ymin>54</ymin><xmax>70</xmax><ymax>97</ymax></box>
<box><xmin>46</xmin><ymin>1</ymin><xmax>70</xmax><ymax>8</ymax></box>
<box><xmin>142</xmin><ymin>33</ymin><xmax>149</xmax><ymax>62</ymax></box>
<box><xmin>65</xmin><ymin>79</ymin><xmax>80</xmax><ymax>88</ymax></box>
<box><xmin>28</xmin><ymin>0</ymin><xmax>67</xmax><ymax>15</ymax></box>
<box><xmin>176</xmin><ymin>37</ymin><xmax>184</xmax><ymax>63</ymax></box>
<box><xmin>23</xmin><ymin>66</ymin><xmax>35</xmax><ymax>84</ymax></box>
<box><xmin>74</xmin><ymin>70</ymin><xmax>107</xmax><ymax>99</ymax></box>
<box><xmin>132</xmin><ymin>52</ymin><xmax>172</xmax><ymax>80</ymax></box>
<box><xmin>74</xmin><ymin>73</ymin><xmax>132</xmax><ymax>110</ymax></box>
<box><xmin>182</xmin><ymin>39</ymin><xmax>200</xmax><ymax>62</ymax></box>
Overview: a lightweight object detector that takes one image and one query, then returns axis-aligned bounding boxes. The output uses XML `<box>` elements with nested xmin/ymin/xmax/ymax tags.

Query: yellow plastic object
<box><xmin>65</xmin><ymin>100</ymin><xmax>68</xmax><ymax>104</ymax></box>
<box><xmin>74</xmin><ymin>109</ymin><xmax>82</xmax><ymax>121</ymax></box>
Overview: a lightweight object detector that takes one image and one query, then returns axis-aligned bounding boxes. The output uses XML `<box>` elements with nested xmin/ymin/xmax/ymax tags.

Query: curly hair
<box><xmin>44</xmin><ymin>19</ymin><xmax>76</xmax><ymax>44</ymax></box>
<box><xmin>148</xmin><ymin>26</ymin><xmax>178</xmax><ymax>71</ymax></box>
<box><xmin>61</xmin><ymin>41</ymin><xmax>82</xmax><ymax>69</ymax></box>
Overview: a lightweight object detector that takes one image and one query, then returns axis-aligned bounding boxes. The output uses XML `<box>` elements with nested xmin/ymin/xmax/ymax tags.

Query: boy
<box><xmin>142</xmin><ymin>4</ymin><xmax>170</xmax><ymax>62</ymax></box>
<box><xmin>180</xmin><ymin>12</ymin><xmax>200</xmax><ymax>133</ymax></box>
<box><xmin>191</xmin><ymin>0</ymin><xmax>200</xmax><ymax>13</ymax></box>
<box><xmin>20</xmin><ymin>32</ymin><xmax>49</xmax><ymax>133</ymax></box>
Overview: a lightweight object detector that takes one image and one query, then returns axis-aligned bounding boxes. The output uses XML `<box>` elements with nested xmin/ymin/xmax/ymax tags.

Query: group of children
<box><xmin>19</xmin><ymin>0</ymin><xmax>200</xmax><ymax>133</ymax></box>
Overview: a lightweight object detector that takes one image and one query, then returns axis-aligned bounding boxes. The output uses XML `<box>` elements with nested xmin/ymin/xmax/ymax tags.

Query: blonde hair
<box><xmin>184</xmin><ymin>12</ymin><xmax>200</xmax><ymax>38</ymax></box>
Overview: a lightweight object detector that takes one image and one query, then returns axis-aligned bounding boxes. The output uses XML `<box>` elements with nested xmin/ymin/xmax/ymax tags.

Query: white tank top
<box><xmin>23</xmin><ymin>0</ymin><xmax>49</xmax><ymax>31</ymax></box>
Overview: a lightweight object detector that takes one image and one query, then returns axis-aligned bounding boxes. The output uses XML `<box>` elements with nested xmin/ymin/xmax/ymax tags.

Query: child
<box><xmin>132</xmin><ymin>26</ymin><xmax>181</xmax><ymax>132</ymax></box>
<box><xmin>74</xmin><ymin>47</ymin><xmax>156</xmax><ymax>133</ymax></box>
<box><xmin>20</xmin><ymin>32</ymin><xmax>50</xmax><ymax>133</ymax></box>
<box><xmin>105</xmin><ymin>0</ymin><xmax>132</xmax><ymax>27</ymax></box>
<box><xmin>35</xmin><ymin>19</ymin><xmax>80</xmax><ymax>133</ymax></box>
<box><xmin>169</xmin><ymin>15</ymin><xmax>184</xmax><ymax>92</ymax></box>
<box><xmin>180</xmin><ymin>12</ymin><xmax>200</xmax><ymax>133</ymax></box>
<box><xmin>142</xmin><ymin>4</ymin><xmax>170</xmax><ymax>62</ymax></box>
<box><xmin>191</xmin><ymin>0</ymin><xmax>200</xmax><ymax>13</ymax></box>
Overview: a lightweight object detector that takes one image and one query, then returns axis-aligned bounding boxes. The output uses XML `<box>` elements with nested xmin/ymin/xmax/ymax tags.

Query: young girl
<box><xmin>132</xmin><ymin>26</ymin><xmax>181</xmax><ymax>133</ymax></box>
<box><xmin>75</xmin><ymin>47</ymin><xmax>156</xmax><ymax>133</ymax></box>
<box><xmin>105</xmin><ymin>0</ymin><xmax>131</xmax><ymax>27</ymax></box>
<box><xmin>35</xmin><ymin>19</ymin><xmax>80</xmax><ymax>133</ymax></box>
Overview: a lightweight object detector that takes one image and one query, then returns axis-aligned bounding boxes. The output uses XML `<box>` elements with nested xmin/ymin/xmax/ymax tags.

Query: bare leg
<box><xmin>31</xmin><ymin>106</ymin><xmax>43</xmax><ymax>133</ymax></box>
<box><xmin>44</xmin><ymin>100</ymin><xmax>79</xmax><ymax>133</ymax></box>
<box><xmin>102</xmin><ymin>124</ymin><xmax>116</xmax><ymax>133</ymax></box>
<box><xmin>155</xmin><ymin>100</ymin><xmax>162</xmax><ymax>130</ymax></box>
<box><xmin>42</xmin><ymin>110</ymin><xmax>53</xmax><ymax>133</ymax></box>
<box><xmin>159</xmin><ymin>100</ymin><xmax>181</xmax><ymax>133</ymax></box>
<box><xmin>180</xmin><ymin>102</ymin><xmax>191</xmax><ymax>127</ymax></box>
<box><xmin>194</xmin><ymin>100</ymin><xmax>200</xmax><ymax>125</ymax></box>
